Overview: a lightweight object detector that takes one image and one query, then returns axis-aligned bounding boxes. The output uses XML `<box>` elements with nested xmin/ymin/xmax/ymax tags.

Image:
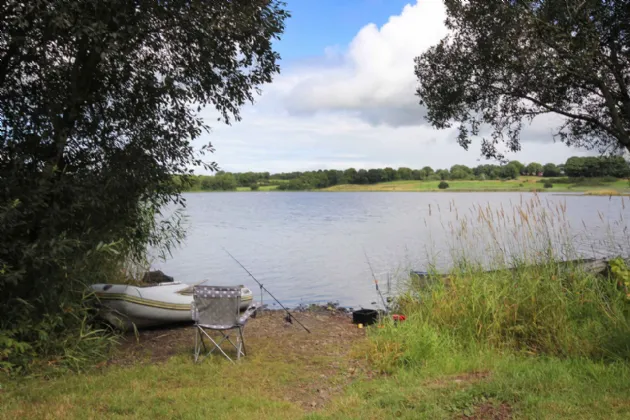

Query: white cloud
<box><xmin>278</xmin><ymin>0</ymin><xmax>448</xmax><ymax>127</ymax></box>
<box><xmin>192</xmin><ymin>0</ymin><xmax>595</xmax><ymax>174</ymax></box>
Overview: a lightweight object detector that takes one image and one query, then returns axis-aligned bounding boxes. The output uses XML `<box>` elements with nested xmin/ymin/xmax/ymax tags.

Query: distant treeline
<box><xmin>181</xmin><ymin>156</ymin><xmax>630</xmax><ymax>191</ymax></box>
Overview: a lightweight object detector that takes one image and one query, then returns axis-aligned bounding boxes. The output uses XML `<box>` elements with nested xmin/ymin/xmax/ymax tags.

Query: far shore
<box><xmin>184</xmin><ymin>177</ymin><xmax>630</xmax><ymax>195</ymax></box>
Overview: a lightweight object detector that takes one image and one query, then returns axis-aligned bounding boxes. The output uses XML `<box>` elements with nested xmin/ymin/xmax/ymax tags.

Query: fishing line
<box><xmin>363</xmin><ymin>248</ymin><xmax>389</xmax><ymax>313</ymax></box>
<box><xmin>222</xmin><ymin>247</ymin><xmax>311</xmax><ymax>333</ymax></box>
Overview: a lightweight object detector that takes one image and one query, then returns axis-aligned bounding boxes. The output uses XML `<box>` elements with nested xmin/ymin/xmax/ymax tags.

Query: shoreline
<box><xmin>182</xmin><ymin>177</ymin><xmax>630</xmax><ymax>195</ymax></box>
<box><xmin>183</xmin><ymin>189</ymin><xmax>629</xmax><ymax>195</ymax></box>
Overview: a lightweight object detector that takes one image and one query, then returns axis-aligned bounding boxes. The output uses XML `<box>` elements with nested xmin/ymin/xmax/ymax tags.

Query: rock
<box><xmin>142</xmin><ymin>270</ymin><xmax>174</xmax><ymax>284</ymax></box>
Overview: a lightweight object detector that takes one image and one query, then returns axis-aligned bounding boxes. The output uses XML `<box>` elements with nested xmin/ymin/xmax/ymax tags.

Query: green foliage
<box><xmin>421</xmin><ymin>166</ymin><xmax>435</xmax><ymax>178</ymax></box>
<box><xmin>526</xmin><ymin>162</ymin><xmax>543</xmax><ymax>175</ymax></box>
<box><xmin>449</xmin><ymin>164</ymin><xmax>473</xmax><ymax>180</ymax></box>
<box><xmin>0</xmin><ymin>243</ymin><xmax>128</xmax><ymax>373</ymax></box>
<box><xmin>543</xmin><ymin>163</ymin><xmax>562</xmax><ymax>177</ymax></box>
<box><xmin>232</xmin><ymin>172</ymin><xmax>270</xmax><ymax>187</ymax></box>
<box><xmin>565</xmin><ymin>156</ymin><xmax>630</xmax><ymax>178</ymax></box>
<box><xmin>473</xmin><ymin>164</ymin><xmax>505</xmax><ymax>179</ymax></box>
<box><xmin>438</xmin><ymin>181</ymin><xmax>449</xmax><ymax>189</ymax></box>
<box><xmin>250</xmin><ymin>184</ymin><xmax>260</xmax><ymax>191</ymax></box>
<box><xmin>500</xmin><ymin>163</ymin><xmax>520</xmax><ymax>179</ymax></box>
<box><xmin>395</xmin><ymin>262</ymin><xmax>630</xmax><ymax>364</ymax></box>
<box><xmin>544</xmin><ymin>181</ymin><xmax>553</xmax><ymax>188</ymax></box>
<box><xmin>183</xmin><ymin>156</ymin><xmax>627</xmax><ymax>192</ymax></box>
<box><xmin>508</xmin><ymin>160</ymin><xmax>525</xmax><ymax>175</ymax></box>
<box><xmin>435</xmin><ymin>169</ymin><xmax>450</xmax><ymax>180</ymax></box>
<box><xmin>383</xmin><ymin>167</ymin><xmax>399</xmax><ymax>182</ymax></box>
<box><xmin>372</xmin><ymin>197</ymin><xmax>630</xmax><ymax>379</ymax></box>
<box><xmin>410</xmin><ymin>169</ymin><xmax>424</xmax><ymax>180</ymax></box>
<box><xmin>366</xmin><ymin>168</ymin><xmax>384</xmax><ymax>184</ymax></box>
<box><xmin>0</xmin><ymin>0</ymin><xmax>288</xmax><ymax>373</ymax></box>
<box><xmin>610</xmin><ymin>257</ymin><xmax>630</xmax><ymax>299</ymax></box>
<box><xmin>397</xmin><ymin>167</ymin><xmax>413</xmax><ymax>180</ymax></box>
<box><xmin>200</xmin><ymin>173</ymin><xmax>238</xmax><ymax>191</ymax></box>
<box><xmin>415</xmin><ymin>0</ymin><xmax>630</xmax><ymax>158</ymax></box>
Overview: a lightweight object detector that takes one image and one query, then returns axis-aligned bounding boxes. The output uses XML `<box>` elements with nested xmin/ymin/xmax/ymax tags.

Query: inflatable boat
<box><xmin>90</xmin><ymin>281</ymin><xmax>254</xmax><ymax>330</ymax></box>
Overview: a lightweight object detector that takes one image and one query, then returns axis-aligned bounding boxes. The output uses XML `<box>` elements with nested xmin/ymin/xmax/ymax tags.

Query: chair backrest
<box><xmin>192</xmin><ymin>285</ymin><xmax>241</xmax><ymax>327</ymax></box>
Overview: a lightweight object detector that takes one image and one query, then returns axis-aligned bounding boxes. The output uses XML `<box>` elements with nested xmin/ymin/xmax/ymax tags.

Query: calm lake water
<box><xmin>152</xmin><ymin>192</ymin><xmax>629</xmax><ymax>310</ymax></box>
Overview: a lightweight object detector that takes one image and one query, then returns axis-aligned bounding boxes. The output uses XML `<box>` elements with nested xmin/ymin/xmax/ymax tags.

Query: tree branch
<box><xmin>605</xmin><ymin>40</ymin><xmax>630</xmax><ymax>123</ymax></box>
<box><xmin>516</xmin><ymin>92</ymin><xmax>619</xmax><ymax>139</ymax></box>
<box><xmin>594</xmin><ymin>79</ymin><xmax>630</xmax><ymax>147</ymax></box>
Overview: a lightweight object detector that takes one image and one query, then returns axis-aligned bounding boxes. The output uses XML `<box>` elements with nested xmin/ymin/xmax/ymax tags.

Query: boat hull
<box><xmin>90</xmin><ymin>282</ymin><xmax>254</xmax><ymax>330</ymax></box>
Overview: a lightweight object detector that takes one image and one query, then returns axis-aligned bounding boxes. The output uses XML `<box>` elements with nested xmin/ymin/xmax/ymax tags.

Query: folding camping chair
<box><xmin>191</xmin><ymin>285</ymin><xmax>258</xmax><ymax>363</ymax></box>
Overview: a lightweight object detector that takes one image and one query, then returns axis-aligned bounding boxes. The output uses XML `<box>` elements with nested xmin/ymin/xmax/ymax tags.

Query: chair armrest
<box><xmin>191</xmin><ymin>301</ymin><xmax>199</xmax><ymax>322</ymax></box>
<box><xmin>239</xmin><ymin>302</ymin><xmax>260</xmax><ymax>325</ymax></box>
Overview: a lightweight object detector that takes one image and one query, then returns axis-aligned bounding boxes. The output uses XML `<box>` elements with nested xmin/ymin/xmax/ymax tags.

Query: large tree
<box><xmin>415</xmin><ymin>0</ymin><xmax>630</xmax><ymax>159</ymax></box>
<box><xmin>526</xmin><ymin>162</ymin><xmax>544</xmax><ymax>175</ymax></box>
<box><xmin>0</xmin><ymin>0</ymin><xmax>288</xmax><ymax>368</ymax></box>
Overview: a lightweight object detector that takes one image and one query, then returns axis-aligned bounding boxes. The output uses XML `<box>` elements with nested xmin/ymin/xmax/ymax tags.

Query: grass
<box><xmin>0</xmin><ymin>312</ymin><xmax>364</xmax><ymax>420</ymax></box>
<box><xmin>324</xmin><ymin>177</ymin><xmax>630</xmax><ymax>193</ymax></box>
<box><xmin>1</xmin><ymin>355</ymin><xmax>304</xmax><ymax>419</ymax></box>
<box><xmin>345</xmin><ymin>260</ymin><xmax>630</xmax><ymax>418</ymax></box>
<box><xmin>3</xmin><ymin>195</ymin><xmax>630</xmax><ymax>419</ymax></box>
<box><xmin>583</xmin><ymin>189</ymin><xmax>630</xmax><ymax>196</ymax></box>
<box><xmin>185</xmin><ymin>176</ymin><xmax>630</xmax><ymax>194</ymax></box>
<box><xmin>236</xmin><ymin>185</ymin><xmax>279</xmax><ymax>192</ymax></box>
<box><xmin>324</xmin><ymin>349</ymin><xmax>630</xmax><ymax>419</ymax></box>
<box><xmin>4</xmin><ymin>313</ymin><xmax>630</xmax><ymax>419</ymax></box>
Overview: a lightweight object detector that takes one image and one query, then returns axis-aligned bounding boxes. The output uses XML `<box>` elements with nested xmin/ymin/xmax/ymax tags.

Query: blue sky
<box><xmin>275</xmin><ymin>0</ymin><xmax>413</xmax><ymax>61</ymax></box>
<box><xmin>197</xmin><ymin>0</ymin><xmax>593</xmax><ymax>174</ymax></box>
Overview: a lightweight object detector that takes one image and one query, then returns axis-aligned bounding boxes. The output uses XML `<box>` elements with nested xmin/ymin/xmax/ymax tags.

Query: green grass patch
<box><xmin>0</xmin><ymin>354</ymin><xmax>303</xmax><ymax>419</ymax></box>
<box><xmin>235</xmin><ymin>185</ymin><xmax>279</xmax><ymax>192</ymax></box>
<box><xmin>323</xmin><ymin>177</ymin><xmax>630</xmax><ymax>193</ymax></box>
<box><xmin>319</xmin><ymin>349</ymin><xmax>630</xmax><ymax>419</ymax></box>
<box><xmin>342</xmin><ymin>261</ymin><xmax>630</xmax><ymax>418</ymax></box>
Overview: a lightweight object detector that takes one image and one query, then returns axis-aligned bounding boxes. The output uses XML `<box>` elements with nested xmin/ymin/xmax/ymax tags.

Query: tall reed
<box><xmin>368</xmin><ymin>195</ymin><xmax>630</xmax><ymax>372</ymax></box>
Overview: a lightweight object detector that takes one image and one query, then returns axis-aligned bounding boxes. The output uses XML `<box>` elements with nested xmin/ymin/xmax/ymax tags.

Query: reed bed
<box><xmin>368</xmin><ymin>194</ymin><xmax>630</xmax><ymax>373</ymax></box>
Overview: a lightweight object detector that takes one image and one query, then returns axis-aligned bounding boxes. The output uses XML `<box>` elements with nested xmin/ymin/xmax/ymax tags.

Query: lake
<box><xmin>152</xmin><ymin>192</ymin><xmax>629</xmax><ymax>310</ymax></box>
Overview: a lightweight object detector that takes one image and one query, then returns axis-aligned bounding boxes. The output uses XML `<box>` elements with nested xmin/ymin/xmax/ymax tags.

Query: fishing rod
<box><xmin>363</xmin><ymin>249</ymin><xmax>389</xmax><ymax>313</ymax></box>
<box><xmin>222</xmin><ymin>247</ymin><xmax>311</xmax><ymax>334</ymax></box>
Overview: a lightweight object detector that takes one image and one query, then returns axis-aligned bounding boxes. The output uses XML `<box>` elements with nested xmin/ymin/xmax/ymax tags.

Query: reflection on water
<box><xmin>151</xmin><ymin>192</ymin><xmax>629</xmax><ymax>309</ymax></box>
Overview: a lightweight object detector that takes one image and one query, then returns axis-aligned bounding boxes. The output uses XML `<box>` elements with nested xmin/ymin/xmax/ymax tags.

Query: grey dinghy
<box><xmin>90</xmin><ymin>281</ymin><xmax>254</xmax><ymax>330</ymax></box>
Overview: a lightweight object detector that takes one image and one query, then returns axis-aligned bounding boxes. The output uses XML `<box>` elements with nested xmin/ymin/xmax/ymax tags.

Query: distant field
<box><xmin>185</xmin><ymin>177</ymin><xmax>630</xmax><ymax>194</ymax></box>
<box><xmin>235</xmin><ymin>185</ymin><xmax>279</xmax><ymax>192</ymax></box>
<box><xmin>323</xmin><ymin>177</ymin><xmax>630</xmax><ymax>193</ymax></box>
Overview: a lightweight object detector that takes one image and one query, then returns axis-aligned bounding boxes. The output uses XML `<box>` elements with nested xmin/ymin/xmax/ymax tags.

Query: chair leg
<box><xmin>194</xmin><ymin>327</ymin><xmax>198</xmax><ymax>362</ymax></box>
<box><xmin>238</xmin><ymin>327</ymin><xmax>247</xmax><ymax>357</ymax></box>
<box><xmin>194</xmin><ymin>326</ymin><xmax>247</xmax><ymax>363</ymax></box>
<box><xmin>194</xmin><ymin>326</ymin><xmax>205</xmax><ymax>363</ymax></box>
<box><xmin>198</xmin><ymin>328</ymin><xmax>235</xmax><ymax>363</ymax></box>
<box><xmin>236</xmin><ymin>333</ymin><xmax>241</xmax><ymax>361</ymax></box>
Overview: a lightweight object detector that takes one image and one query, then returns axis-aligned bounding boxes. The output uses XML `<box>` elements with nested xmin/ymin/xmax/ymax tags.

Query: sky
<box><xmin>195</xmin><ymin>0</ymin><xmax>595</xmax><ymax>174</ymax></box>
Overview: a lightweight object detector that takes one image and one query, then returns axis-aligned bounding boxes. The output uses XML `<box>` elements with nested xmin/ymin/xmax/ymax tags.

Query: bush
<box><xmin>250</xmin><ymin>184</ymin><xmax>259</xmax><ymax>191</ymax></box>
<box><xmin>544</xmin><ymin>182</ymin><xmax>553</xmax><ymax>188</ymax></box>
<box><xmin>519</xmin><ymin>183</ymin><xmax>524</xmax><ymax>187</ymax></box>
<box><xmin>438</xmin><ymin>181</ymin><xmax>449</xmax><ymax>189</ymax></box>
<box><xmin>0</xmin><ymin>244</ymin><xmax>125</xmax><ymax>373</ymax></box>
